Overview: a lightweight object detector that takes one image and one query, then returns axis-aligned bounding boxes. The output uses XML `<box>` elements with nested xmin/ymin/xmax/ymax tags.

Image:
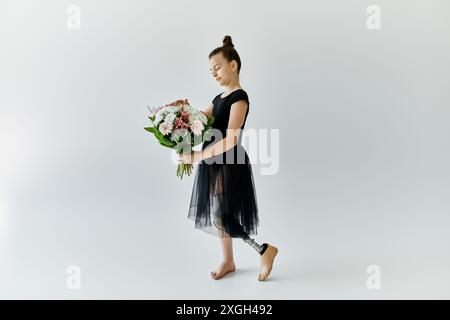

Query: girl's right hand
<box><xmin>166</xmin><ymin>98</ymin><xmax>189</xmax><ymax>106</ymax></box>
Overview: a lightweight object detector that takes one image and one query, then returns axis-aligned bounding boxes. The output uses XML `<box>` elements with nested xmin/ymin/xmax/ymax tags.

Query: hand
<box><xmin>179</xmin><ymin>151</ymin><xmax>203</xmax><ymax>164</ymax></box>
<box><xmin>166</xmin><ymin>98</ymin><xmax>189</xmax><ymax>107</ymax></box>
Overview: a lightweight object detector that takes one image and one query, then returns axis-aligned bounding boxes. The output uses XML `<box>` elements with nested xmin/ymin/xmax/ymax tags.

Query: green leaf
<box><xmin>144</xmin><ymin>125</ymin><xmax>175</xmax><ymax>149</ymax></box>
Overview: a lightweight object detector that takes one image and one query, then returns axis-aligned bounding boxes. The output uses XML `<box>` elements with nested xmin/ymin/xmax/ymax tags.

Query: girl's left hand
<box><xmin>179</xmin><ymin>151</ymin><xmax>203</xmax><ymax>164</ymax></box>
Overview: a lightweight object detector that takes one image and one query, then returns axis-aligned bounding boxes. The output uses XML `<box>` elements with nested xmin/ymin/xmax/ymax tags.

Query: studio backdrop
<box><xmin>0</xmin><ymin>0</ymin><xmax>449</xmax><ymax>299</ymax></box>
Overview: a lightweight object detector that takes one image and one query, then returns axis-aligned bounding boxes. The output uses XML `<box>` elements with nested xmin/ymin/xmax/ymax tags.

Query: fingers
<box><xmin>167</xmin><ymin>99</ymin><xmax>189</xmax><ymax>107</ymax></box>
<box><xmin>166</xmin><ymin>100</ymin><xmax>179</xmax><ymax>106</ymax></box>
<box><xmin>176</xmin><ymin>99</ymin><xmax>188</xmax><ymax>106</ymax></box>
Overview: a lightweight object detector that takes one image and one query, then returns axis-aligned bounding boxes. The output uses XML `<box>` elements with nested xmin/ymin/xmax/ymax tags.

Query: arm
<box><xmin>203</xmin><ymin>102</ymin><xmax>213</xmax><ymax>117</ymax></box>
<box><xmin>200</xmin><ymin>100</ymin><xmax>248</xmax><ymax>160</ymax></box>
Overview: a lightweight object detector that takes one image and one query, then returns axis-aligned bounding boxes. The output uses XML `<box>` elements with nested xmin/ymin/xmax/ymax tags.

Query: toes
<box><xmin>211</xmin><ymin>270</ymin><xmax>223</xmax><ymax>280</ymax></box>
<box><xmin>258</xmin><ymin>271</ymin><xmax>269</xmax><ymax>281</ymax></box>
<box><xmin>211</xmin><ymin>264</ymin><xmax>236</xmax><ymax>280</ymax></box>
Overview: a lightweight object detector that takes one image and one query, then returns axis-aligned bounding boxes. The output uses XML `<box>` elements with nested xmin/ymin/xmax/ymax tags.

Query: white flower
<box><xmin>190</xmin><ymin>120</ymin><xmax>204</xmax><ymax>136</ymax></box>
<box><xmin>198</xmin><ymin>112</ymin><xmax>207</xmax><ymax>124</ymax></box>
<box><xmin>188</xmin><ymin>110</ymin><xmax>206</xmax><ymax>123</ymax></box>
<box><xmin>164</xmin><ymin>112</ymin><xmax>176</xmax><ymax>125</ymax></box>
<box><xmin>171</xmin><ymin>128</ymin><xmax>190</xmax><ymax>142</ymax></box>
<box><xmin>165</xmin><ymin>106</ymin><xmax>181</xmax><ymax>113</ymax></box>
<box><xmin>154</xmin><ymin>109</ymin><xmax>167</xmax><ymax>125</ymax></box>
<box><xmin>155</xmin><ymin>107</ymin><xmax>179</xmax><ymax>124</ymax></box>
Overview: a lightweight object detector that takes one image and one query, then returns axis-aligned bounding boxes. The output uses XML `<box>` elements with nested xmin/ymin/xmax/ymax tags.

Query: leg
<box><xmin>211</xmin><ymin>177</ymin><xmax>236</xmax><ymax>280</ymax></box>
<box><xmin>210</xmin><ymin>170</ymin><xmax>278</xmax><ymax>281</ymax></box>
<box><xmin>211</xmin><ymin>235</ymin><xmax>236</xmax><ymax>280</ymax></box>
<box><xmin>242</xmin><ymin>233</ymin><xmax>269</xmax><ymax>255</ymax></box>
<box><xmin>257</xmin><ymin>243</ymin><xmax>278</xmax><ymax>281</ymax></box>
<box><xmin>239</xmin><ymin>230</ymin><xmax>279</xmax><ymax>282</ymax></box>
<box><xmin>211</xmin><ymin>205</ymin><xmax>278</xmax><ymax>281</ymax></box>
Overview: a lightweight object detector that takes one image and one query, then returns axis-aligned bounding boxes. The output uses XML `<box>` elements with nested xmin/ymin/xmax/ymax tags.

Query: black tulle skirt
<box><xmin>187</xmin><ymin>143</ymin><xmax>259</xmax><ymax>238</ymax></box>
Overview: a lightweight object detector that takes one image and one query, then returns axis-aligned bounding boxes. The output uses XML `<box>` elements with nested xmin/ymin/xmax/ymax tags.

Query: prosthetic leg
<box><xmin>212</xmin><ymin>193</ymin><xmax>268</xmax><ymax>255</ymax></box>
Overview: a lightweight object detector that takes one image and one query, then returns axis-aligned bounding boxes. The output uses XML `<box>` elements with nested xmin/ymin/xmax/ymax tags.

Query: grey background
<box><xmin>1</xmin><ymin>0</ymin><xmax>449</xmax><ymax>299</ymax></box>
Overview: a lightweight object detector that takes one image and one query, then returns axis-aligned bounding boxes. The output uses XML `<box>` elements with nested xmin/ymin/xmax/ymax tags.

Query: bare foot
<box><xmin>258</xmin><ymin>244</ymin><xmax>278</xmax><ymax>281</ymax></box>
<box><xmin>211</xmin><ymin>260</ymin><xmax>236</xmax><ymax>280</ymax></box>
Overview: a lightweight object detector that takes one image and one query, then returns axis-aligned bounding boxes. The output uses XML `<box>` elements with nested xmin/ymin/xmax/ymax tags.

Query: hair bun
<box><xmin>222</xmin><ymin>35</ymin><xmax>234</xmax><ymax>48</ymax></box>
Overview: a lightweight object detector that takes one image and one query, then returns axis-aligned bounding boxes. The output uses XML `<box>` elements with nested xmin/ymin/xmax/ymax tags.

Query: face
<box><xmin>209</xmin><ymin>52</ymin><xmax>238</xmax><ymax>86</ymax></box>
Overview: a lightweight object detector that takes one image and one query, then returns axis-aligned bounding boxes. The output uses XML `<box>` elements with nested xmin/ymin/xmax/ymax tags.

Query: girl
<box><xmin>171</xmin><ymin>35</ymin><xmax>278</xmax><ymax>281</ymax></box>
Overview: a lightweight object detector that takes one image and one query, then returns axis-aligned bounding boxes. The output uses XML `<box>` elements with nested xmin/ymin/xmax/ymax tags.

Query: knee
<box><xmin>213</xmin><ymin>216</ymin><xmax>224</xmax><ymax>230</ymax></box>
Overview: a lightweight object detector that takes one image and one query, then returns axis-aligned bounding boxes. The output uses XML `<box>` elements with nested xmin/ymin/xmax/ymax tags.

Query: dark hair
<box><xmin>209</xmin><ymin>35</ymin><xmax>242</xmax><ymax>74</ymax></box>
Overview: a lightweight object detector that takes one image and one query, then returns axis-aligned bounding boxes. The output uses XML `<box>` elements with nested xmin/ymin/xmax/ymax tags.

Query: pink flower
<box><xmin>190</xmin><ymin>120</ymin><xmax>204</xmax><ymax>136</ymax></box>
<box><xmin>159</xmin><ymin>121</ymin><xmax>173</xmax><ymax>135</ymax></box>
<box><xmin>181</xmin><ymin>110</ymin><xmax>190</xmax><ymax>123</ymax></box>
<box><xmin>174</xmin><ymin>117</ymin><xmax>190</xmax><ymax>129</ymax></box>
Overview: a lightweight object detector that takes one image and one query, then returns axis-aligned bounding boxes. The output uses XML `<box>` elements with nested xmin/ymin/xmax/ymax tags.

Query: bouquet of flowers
<box><xmin>144</xmin><ymin>101</ymin><xmax>215</xmax><ymax>179</ymax></box>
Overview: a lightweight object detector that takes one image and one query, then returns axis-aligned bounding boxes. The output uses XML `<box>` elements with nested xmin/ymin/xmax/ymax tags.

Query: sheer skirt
<box><xmin>187</xmin><ymin>144</ymin><xmax>259</xmax><ymax>238</ymax></box>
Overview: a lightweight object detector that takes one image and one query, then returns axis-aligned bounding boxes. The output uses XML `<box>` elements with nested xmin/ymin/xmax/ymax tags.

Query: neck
<box><xmin>223</xmin><ymin>81</ymin><xmax>241</xmax><ymax>93</ymax></box>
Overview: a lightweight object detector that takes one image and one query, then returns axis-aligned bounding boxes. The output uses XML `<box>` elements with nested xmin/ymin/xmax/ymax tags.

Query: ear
<box><xmin>230</xmin><ymin>60</ymin><xmax>238</xmax><ymax>73</ymax></box>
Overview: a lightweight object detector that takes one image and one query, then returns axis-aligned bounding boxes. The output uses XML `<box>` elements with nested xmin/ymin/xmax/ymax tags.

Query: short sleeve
<box><xmin>229</xmin><ymin>90</ymin><xmax>250</xmax><ymax>107</ymax></box>
<box><xmin>212</xmin><ymin>93</ymin><xmax>221</xmax><ymax>103</ymax></box>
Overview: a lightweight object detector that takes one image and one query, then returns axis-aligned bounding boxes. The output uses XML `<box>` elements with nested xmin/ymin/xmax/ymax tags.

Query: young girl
<box><xmin>172</xmin><ymin>35</ymin><xmax>278</xmax><ymax>281</ymax></box>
